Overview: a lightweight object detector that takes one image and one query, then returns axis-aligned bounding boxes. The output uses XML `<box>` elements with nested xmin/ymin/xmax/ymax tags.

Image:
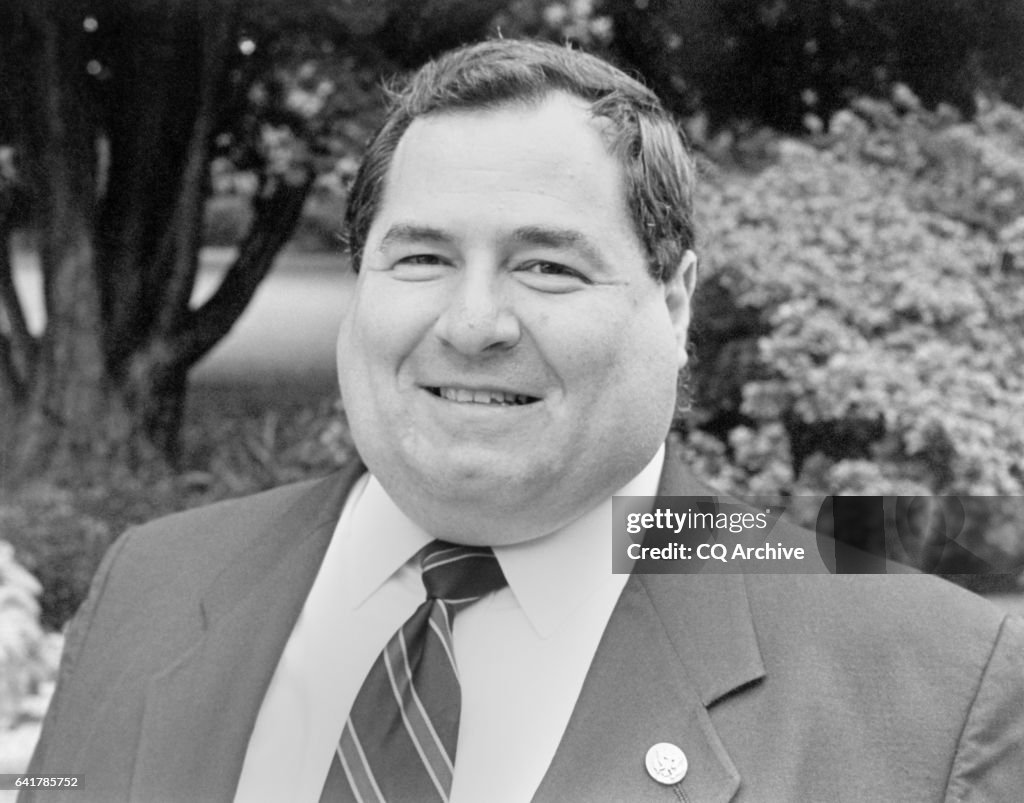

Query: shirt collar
<box><xmin>342</xmin><ymin>476</ymin><xmax>433</xmax><ymax>607</ymax></box>
<box><xmin>341</xmin><ymin>445</ymin><xmax>665</xmax><ymax>637</ymax></box>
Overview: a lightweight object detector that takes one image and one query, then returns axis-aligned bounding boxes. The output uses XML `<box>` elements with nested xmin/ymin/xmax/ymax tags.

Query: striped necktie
<box><xmin>321</xmin><ymin>541</ymin><xmax>508</xmax><ymax>802</ymax></box>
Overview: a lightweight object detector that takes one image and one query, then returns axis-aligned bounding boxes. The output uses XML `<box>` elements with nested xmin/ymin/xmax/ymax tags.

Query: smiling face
<box><xmin>337</xmin><ymin>92</ymin><xmax>695</xmax><ymax>544</ymax></box>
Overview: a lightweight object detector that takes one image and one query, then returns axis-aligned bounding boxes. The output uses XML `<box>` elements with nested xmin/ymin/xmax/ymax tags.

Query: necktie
<box><xmin>321</xmin><ymin>541</ymin><xmax>508</xmax><ymax>802</ymax></box>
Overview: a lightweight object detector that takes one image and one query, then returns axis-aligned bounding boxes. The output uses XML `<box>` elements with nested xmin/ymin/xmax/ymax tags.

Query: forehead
<box><xmin>370</xmin><ymin>92</ymin><xmax>636</xmax><ymax>244</ymax></box>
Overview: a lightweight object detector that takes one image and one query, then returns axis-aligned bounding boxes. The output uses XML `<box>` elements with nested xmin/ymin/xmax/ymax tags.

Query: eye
<box><xmin>516</xmin><ymin>260</ymin><xmax>592</xmax><ymax>289</ymax></box>
<box><xmin>397</xmin><ymin>254</ymin><xmax>445</xmax><ymax>265</ymax></box>
<box><xmin>391</xmin><ymin>253</ymin><xmax>451</xmax><ymax>280</ymax></box>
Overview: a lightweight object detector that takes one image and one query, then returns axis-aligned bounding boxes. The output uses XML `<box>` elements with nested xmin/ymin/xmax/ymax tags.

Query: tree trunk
<box><xmin>2</xmin><ymin>2</ymin><xmax>109</xmax><ymax>479</ymax></box>
<box><xmin>0</xmin><ymin>0</ymin><xmax>314</xmax><ymax>483</ymax></box>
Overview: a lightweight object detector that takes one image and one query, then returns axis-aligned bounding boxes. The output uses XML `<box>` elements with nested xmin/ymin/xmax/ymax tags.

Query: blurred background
<box><xmin>1</xmin><ymin>0</ymin><xmax>1023</xmax><ymax>774</ymax></box>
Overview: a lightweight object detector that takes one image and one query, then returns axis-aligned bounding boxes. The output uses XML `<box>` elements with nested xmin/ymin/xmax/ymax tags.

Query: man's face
<box><xmin>337</xmin><ymin>92</ymin><xmax>695</xmax><ymax>544</ymax></box>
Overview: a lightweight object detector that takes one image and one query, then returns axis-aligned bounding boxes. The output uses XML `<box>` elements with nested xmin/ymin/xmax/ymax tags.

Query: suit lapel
<box><xmin>535</xmin><ymin>435</ymin><xmax>765</xmax><ymax>802</ymax></box>
<box><xmin>130</xmin><ymin>462</ymin><xmax>363</xmax><ymax>801</ymax></box>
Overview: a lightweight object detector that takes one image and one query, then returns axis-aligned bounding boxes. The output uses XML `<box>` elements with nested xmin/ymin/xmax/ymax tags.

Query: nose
<box><xmin>433</xmin><ymin>268</ymin><xmax>521</xmax><ymax>355</ymax></box>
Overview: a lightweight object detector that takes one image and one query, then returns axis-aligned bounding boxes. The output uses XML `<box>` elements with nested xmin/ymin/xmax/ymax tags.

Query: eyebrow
<box><xmin>510</xmin><ymin>225</ymin><xmax>586</xmax><ymax>248</ymax></box>
<box><xmin>376</xmin><ymin>223</ymin><xmax>453</xmax><ymax>252</ymax></box>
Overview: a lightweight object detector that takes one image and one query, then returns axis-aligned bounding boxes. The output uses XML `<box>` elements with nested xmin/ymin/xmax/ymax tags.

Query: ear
<box><xmin>664</xmin><ymin>249</ymin><xmax>698</xmax><ymax>369</ymax></box>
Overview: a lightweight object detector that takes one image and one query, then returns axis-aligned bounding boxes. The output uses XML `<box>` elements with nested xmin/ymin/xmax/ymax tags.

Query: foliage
<box><xmin>685</xmin><ymin>90</ymin><xmax>1024</xmax><ymax>579</ymax></box>
<box><xmin>1</xmin><ymin>388</ymin><xmax>349</xmax><ymax>630</ymax></box>
<box><xmin>490</xmin><ymin>0</ymin><xmax>613</xmax><ymax>46</ymax></box>
<box><xmin>203</xmin><ymin>195</ymin><xmax>253</xmax><ymax>247</ymax></box>
<box><xmin>607</xmin><ymin>0</ymin><xmax>1024</xmax><ymax>132</ymax></box>
<box><xmin>203</xmin><ymin>190</ymin><xmax>348</xmax><ymax>252</ymax></box>
<box><xmin>0</xmin><ymin>541</ymin><xmax>61</xmax><ymax>729</ymax></box>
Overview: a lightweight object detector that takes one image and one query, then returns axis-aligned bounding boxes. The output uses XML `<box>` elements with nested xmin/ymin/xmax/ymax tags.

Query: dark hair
<box><xmin>344</xmin><ymin>38</ymin><xmax>696</xmax><ymax>281</ymax></box>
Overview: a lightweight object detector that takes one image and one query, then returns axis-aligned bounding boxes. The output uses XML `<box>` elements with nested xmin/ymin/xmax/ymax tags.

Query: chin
<box><xmin>418</xmin><ymin>465</ymin><xmax>556</xmax><ymax>528</ymax></box>
<box><xmin>429</xmin><ymin>465</ymin><xmax>539</xmax><ymax>504</ymax></box>
<box><xmin>422</xmin><ymin>445</ymin><xmax>546</xmax><ymax>484</ymax></box>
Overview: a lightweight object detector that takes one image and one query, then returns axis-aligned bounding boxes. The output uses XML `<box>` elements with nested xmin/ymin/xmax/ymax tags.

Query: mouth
<box><xmin>425</xmin><ymin>386</ymin><xmax>540</xmax><ymax>406</ymax></box>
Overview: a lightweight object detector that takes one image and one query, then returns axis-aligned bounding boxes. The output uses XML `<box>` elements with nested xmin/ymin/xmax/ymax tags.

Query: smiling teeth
<box><xmin>438</xmin><ymin>388</ymin><xmax>530</xmax><ymax>405</ymax></box>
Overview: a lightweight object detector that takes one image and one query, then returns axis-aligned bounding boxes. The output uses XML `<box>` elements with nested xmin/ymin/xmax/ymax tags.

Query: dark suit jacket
<box><xmin>25</xmin><ymin>440</ymin><xmax>1024</xmax><ymax>802</ymax></box>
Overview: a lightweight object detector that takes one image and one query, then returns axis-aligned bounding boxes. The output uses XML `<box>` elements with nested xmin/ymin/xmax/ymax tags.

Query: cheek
<box><xmin>338</xmin><ymin>281</ymin><xmax>431</xmax><ymax>383</ymax></box>
<box><xmin>566</xmin><ymin>295</ymin><xmax>674</xmax><ymax>374</ymax></box>
<box><xmin>575</xmin><ymin>302</ymin><xmax>678</xmax><ymax>413</ymax></box>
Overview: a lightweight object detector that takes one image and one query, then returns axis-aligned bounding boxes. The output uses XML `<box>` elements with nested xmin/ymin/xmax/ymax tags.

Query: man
<box><xmin>25</xmin><ymin>39</ymin><xmax>1024</xmax><ymax>802</ymax></box>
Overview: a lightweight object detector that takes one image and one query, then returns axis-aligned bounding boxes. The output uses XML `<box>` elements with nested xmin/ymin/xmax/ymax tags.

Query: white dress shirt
<box><xmin>235</xmin><ymin>446</ymin><xmax>663</xmax><ymax>802</ymax></box>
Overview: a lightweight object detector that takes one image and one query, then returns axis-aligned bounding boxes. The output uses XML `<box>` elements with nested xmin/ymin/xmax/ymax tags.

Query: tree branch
<box><xmin>153</xmin><ymin>0</ymin><xmax>239</xmax><ymax>337</ymax></box>
<box><xmin>0</xmin><ymin>223</ymin><xmax>35</xmax><ymax>388</ymax></box>
<box><xmin>170</xmin><ymin>169</ymin><xmax>314</xmax><ymax>370</ymax></box>
<box><xmin>101</xmin><ymin>0</ymin><xmax>243</xmax><ymax>365</ymax></box>
<box><xmin>0</xmin><ymin>331</ymin><xmax>26</xmax><ymax>402</ymax></box>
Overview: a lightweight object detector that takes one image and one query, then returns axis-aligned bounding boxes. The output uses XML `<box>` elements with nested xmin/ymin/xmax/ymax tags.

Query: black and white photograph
<box><xmin>1</xmin><ymin>1</ymin><xmax>1023</xmax><ymax>801</ymax></box>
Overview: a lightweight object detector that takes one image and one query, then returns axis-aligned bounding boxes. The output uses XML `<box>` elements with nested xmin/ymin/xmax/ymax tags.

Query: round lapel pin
<box><xmin>645</xmin><ymin>742</ymin><xmax>688</xmax><ymax>785</ymax></box>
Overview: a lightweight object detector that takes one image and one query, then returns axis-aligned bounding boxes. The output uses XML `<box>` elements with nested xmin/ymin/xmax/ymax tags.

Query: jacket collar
<box><xmin>534</xmin><ymin>434</ymin><xmax>764</xmax><ymax>802</ymax></box>
<box><xmin>131</xmin><ymin>461</ymin><xmax>362</xmax><ymax>801</ymax></box>
<box><xmin>647</xmin><ymin>433</ymin><xmax>766</xmax><ymax>709</ymax></box>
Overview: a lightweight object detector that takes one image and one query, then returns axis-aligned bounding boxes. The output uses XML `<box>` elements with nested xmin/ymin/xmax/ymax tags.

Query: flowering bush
<box><xmin>687</xmin><ymin>93</ymin><xmax>1024</xmax><ymax>576</ymax></box>
<box><xmin>0</xmin><ymin>542</ymin><xmax>61</xmax><ymax>729</ymax></box>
